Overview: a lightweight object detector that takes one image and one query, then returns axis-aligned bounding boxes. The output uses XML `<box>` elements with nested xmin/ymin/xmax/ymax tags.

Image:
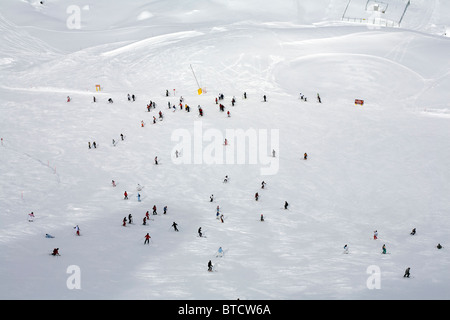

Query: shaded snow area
<box><xmin>1</xmin><ymin>0</ymin><xmax>449</xmax><ymax>301</ymax></box>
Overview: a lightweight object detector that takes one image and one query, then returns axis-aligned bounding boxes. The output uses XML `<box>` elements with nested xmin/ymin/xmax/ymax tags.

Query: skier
<box><xmin>217</xmin><ymin>247</ymin><xmax>224</xmax><ymax>257</ymax></box>
<box><xmin>137</xmin><ymin>193</ymin><xmax>141</xmax><ymax>202</ymax></box>
<box><xmin>216</xmin><ymin>205</ymin><xmax>220</xmax><ymax>219</ymax></box>
<box><xmin>437</xmin><ymin>243</ymin><xmax>443</xmax><ymax>249</ymax></box>
<box><xmin>108</xmin><ymin>98</ymin><xmax>114</xmax><ymax>103</ymax></box>
<box><xmin>128</xmin><ymin>94</ymin><xmax>131</xmax><ymax>101</ymax></box>
<box><xmin>74</xmin><ymin>225</ymin><xmax>80</xmax><ymax>236</ymax></box>
<box><xmin>143</xmin><ymin>216</ymin><xmax>147</xmax><ymax>225</ymax></box>
<box><xmin>208</xmin><ymin>260</ymin><xmax>213</xmax><ymax>272</ymax></box>
<box><xmin>284</xmin><ymin>201</ymin><xmax>289</xmax><ymax>209</ymax></box>
<box><xmin>93</xmin><ymin>96</ymin><xmax>96</xmax><ymax>103</ymax></box>
<box><xmin>92</xmin><ymin>141</ymin><xmax>97</xmax><ymax>148</ymax></box>
<box><xmin>404</xmin><ymin>267</ymin><xmax>411</xmax><ymax>278</ymax></box>
<box><xmin>128</xmin><ymin>213</ymin><xmax>133</xmax><ymax>224</ymax></box>
<box><xmin>145</xmin><ymin>211</ymin><xmax>150</xmax><ymax>220</ymax></box>
<box><xmin>144</xmin><ymin>233</ymin><xmax>151</xmax><ymax>245</ymax></box>
<box><xmin>410</xmin><ymin>228</ymin><xmax>416</xmax><ymax>235</ymax></box>
<box><xmin>163</xmin><ymin>206</ymin><xmax>167</xmax><ymax>214</ymax></box>
<box><xmin>261</xmin><ymin>181</ymin><xmax>266</xmax><ymax>189</ymax></box>
<box><xmin>210</xmin><ymin>194</ymin><xmax>214</xmax><ymax>202</ymax></box>
<box><xmin>382</xmin><ymin>244</ymin><xmax>387</xmax><ymax>254</ymax></box>
<box><xmin>198</xmin><ymin>227</ymin><xmax>203</xmax><ymax>237</ymax></box>
<box><xmin>124</xmin><ymin>191</ymin><xmax>128</xmax><ymax>200</ymax></box>
<box><xmin>263</xmin><ymin>95</ymin><xmax>266</xmax><ymax>102</ymax></box>
<box><xmin>272</xmin><ymin>149</ymin><xmax>276</xmax><ymax>157</ymax></box>
<box><xmin>112</xmin><ymin>180</ymin><xmax>116</xmax><ymax>187</ymax></box>
<box><xmin>224</xmin><ymin>138</ymin><xmax>228</xmax><ymax>146</ymax></box>
<box><xmin>243</xmin><ymin>92</ymin><xmax>247</xmax><ymax>99</ymax></box>
<box><xmin>304</xmin><ymin>153</ymin><xmax>308</xmax><ymax>160</ymax></box>
<box><xmin>220</xmin><ymin>214</ymin><xmax>224</xmax><ymax>223</ymax></box>
<box><xmin>153</xmin><ymin>205</ymin><xmax>157</xmax><ymax>215</ymax></box>
<box><xmin>132</xmin><ymin>94</ymin><xmax>135</xmax><ymax>102</ymax></box>
<box><xmin>172</xmin><ymin>222</ymin><xmax>179</xmax><ymax>232</ymax></box>
<box><xmin>343</xmin><ymin>244</ymin><xmax>349</xmax><ymax>254</ymax></box>
<box><xmin>28</xmin><ymin>212</ymin><xmax>35</xmax><ymax>222</ymax></box>
<box><xmin>141</xmin><ymin>120</ymin><xmax>145</xmax><ymax>127</ymax></box>
<box><xmin>52</xmin><ymin>248</ymin><xmax>60</xmax><ymax>256</ymax></box>
<box><xmin>260</xmin><ymin>214</ymin><xmax>264</xmax><ymax>222</ymax></box>
<box><xmin>223</xmin><ymin>175</ymin><xmax>229</xmax><ymax>183</ymax></box>
<box><xmin>67</xmin><ymin>96</ymin><xmax>71</xmax><ymax>102</ymax></box>
<box><xmin>120</xmin><ymin>133</ymin><xmax>124</xmax><ymax>141</ymax></box>
<box><xmin>317</xmin><ymin>93</ymin><xmax>321</xmax><ymax>103</ymax></box>
<box><xmin>154</xmin><ymin>156</ymin><xmax>158</xmax><ymax>165</ymax></box>
<box><xmin>123</xmin><ymin>217</ymin><xmax>127</xmax><ymax>227</ymax></box>
<box><xmin>198</xmin><ymin>107</ymin><xmax>203</xmax><ymax>117</ymax></box>
<box><xmin>255</xmin><ymin>192</ymin><xmax>259</xmax><ymax>201</ymax></box>
<box><xmin>227</xmin><ymin>111</ymin><xmax>230</xmax><ymax>117</ymax></box>
<box><xmin>373</xmin><ymin>230</ymin><xmax>378</xmax><ymax>240</ymax></box>
<box><xmin>88</xmin><ymin>142</ymin><xmax>91</xmax><ymax>149</ymax></box>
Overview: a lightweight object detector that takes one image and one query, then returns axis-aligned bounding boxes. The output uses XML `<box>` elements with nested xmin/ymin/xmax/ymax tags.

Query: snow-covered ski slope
<box><xmin>1</xmin><ymin>0</ymin><xmax>449</xmax><ymax>300</ymax></box>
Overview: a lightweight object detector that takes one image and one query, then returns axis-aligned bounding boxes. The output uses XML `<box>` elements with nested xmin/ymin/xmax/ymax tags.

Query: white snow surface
<box><xmin>0</xmin><ymin>0</ymin><xmax>449</xmax><ymax>300</ymax></box>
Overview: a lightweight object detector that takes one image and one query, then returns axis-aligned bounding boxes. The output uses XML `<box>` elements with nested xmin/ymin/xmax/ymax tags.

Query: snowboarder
<box><xmin>108</xmin><ymin>98</ymin><xmax>114</xmax><ymax>103</ymax></box>
<box><xmin>404</xmin><ymin>267</ymin><xmax>411</xmax><ymax>278</ymax></box>
<box><xmin>208</xmin><ymin>260</ymin><xmax>213</xmax><ymax>272</ymax></box>
<box><xmin>145</xmin><ymin>211</ymin><xmax>150</xmax><ymax>220</ymax></box>
<box><xmin>172</xmin><ymin>222</ymin><xmax>179</xmax><ymax>232</ymax></box>
<box><xmin>74</xmin><ymin>225</ymin><xmax>80</xmax><ymax>236</ymax></box>
<box><xmin>382</xmin><ymin>244</ymin><xmax>387</xmax><ymax>254</ymax></box>
<box><xmin>261</xmin><ymin>181</ymin><xmax>266</xmax><ymax>189</ymax></box>
<box><xmin>410</xmin><ymin>228</ymin><xmax>416</xmax><ymax>235</ymax></box>
<box><xmin>373</xmin><ymin>230</ymin><xmax>378</xmax><ymax>240</ymax></box>
<box><xmin>284</xmin><ymin>201</ymin><xmax>289</xmax><ymax>209</ymax></box>
<box><xmin>124</xmin><ymin>191</ymin><xmax>128</xmax><ymax>200</ymax></box>
<box><xmin>255</xmin><ymin>192</ymin><xmax>259</xmax><ymax>201</ymax></box>
<box><xmin>52</xmin><ymin>248</ymin><xmax>60</xmax><ymax>256</ymax></box>
<box><xmin>152</xmin><ymin>205</ymin><xmax>157</xmax><ymax>215</ymax></box>
<box><xmin>437</xmin><ymin>243</ymin><xmax>443</xmax><ymax>249</ymax></box>
<box><xmin>128</xmin><ymin>214</ymin><xmax>133</xmax><ymax>224</ymax></box>
<box><xmin>143</xmin><ymin>216</ymin><xmax>147</xmax><ymax>225</ymax></box>
<box><xmin>144</xmin><ymin>233</ymin><xmax>151</xmax><ymax>245</ymax></box>
<box><xmin>198</xmin><ymin>227</ymin><xmax>202</xmax><ymax>237</ymax></box>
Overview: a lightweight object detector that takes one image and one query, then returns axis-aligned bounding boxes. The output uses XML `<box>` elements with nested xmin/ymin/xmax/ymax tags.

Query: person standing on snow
<box><xmin>172</xmin><ymin>222</ymin><xmax>179</xmax><ymax>232</ymax></box>
<box><xmin>198</xmin><ymin>227</ymin><xmax>203</xmax><ymax>237</ymax></box>
<box><xmin>144</xmin><ymin>233</ymin><xmax>151</xmax><ymax>245</ymax></box>
<box><xmin>74</xmin><ymin>225</ymin><xmax>80</xmax><ymax>236</ymax></box>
